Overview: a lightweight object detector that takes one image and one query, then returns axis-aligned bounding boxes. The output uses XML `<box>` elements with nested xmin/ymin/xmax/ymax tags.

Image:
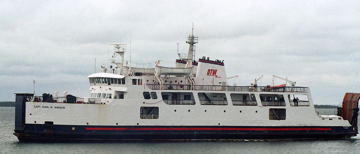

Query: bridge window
<box><xmin>143</xmin><ymin>92</ymin><xmax>151</xmax><ymax>99</ymax></box>
<box><xmin>198</xmin><ymin>93</ymin><xmax>228</xmax><ymax>105</ymax></box>
<box><xmin>162</xmin><ymin>92</ymin><xmax>195</xmax><ymax>105</ymax></box>
<box><xmin>151</xmin><ymin>92</ymin><xmax>158</xmax><ymax>99</ymax></box>
<box><xmin>260</xmin><ymin>94</ymin><xmax>285</xmax><ymax>106</ymax></box>
<box><xmin>289</xmin><ymin>94</ymin><xmax>309</xmax><ymax>106</ymax></box>
<box><xmin>90</xmin><ymin>77</ymin><xmax>125</xmax><ymax>85</ymax></box>
<box><xmin>140</xmin><ymin>107</ymin><xmax>159</xmax><ymax>119</ymax></box>
<box><xmin>231</xmin><ymin>93</ymin><xmax>257</xmax><ymax>106</ymax></box>
<box><xmin>269</xmin><ymin>108</ymin><xmax>286</xmax><ymax>120</ymax></box>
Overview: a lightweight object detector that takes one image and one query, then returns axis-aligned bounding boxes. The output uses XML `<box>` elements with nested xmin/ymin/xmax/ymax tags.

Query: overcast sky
<box><xmin>0</xmin><ymin>0</ymin><xmax>359</xmax><ymax>105</ymax></box>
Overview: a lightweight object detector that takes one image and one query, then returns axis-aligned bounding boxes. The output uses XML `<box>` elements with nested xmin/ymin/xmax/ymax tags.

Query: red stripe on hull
<box><xmin>85</xmin><ymin>127</ymin><xmax>332</xmax><ymax>131</ymax></box>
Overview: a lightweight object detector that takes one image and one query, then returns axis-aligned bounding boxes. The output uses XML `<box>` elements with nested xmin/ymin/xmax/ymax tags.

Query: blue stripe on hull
<box><xmin>14</xmin><ymin>124</ymin><xmax>357</xmax><ymax>142</ymax></box>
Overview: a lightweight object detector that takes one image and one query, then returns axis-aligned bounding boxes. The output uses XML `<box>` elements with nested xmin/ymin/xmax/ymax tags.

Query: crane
<box><xmin>252</xmin><ymin>75</ymin><xmax>263</xmax><ymax>86</ymax></box>
<box><xmin>272</xmin><ymin>75</ymin><xmax>296</xmax><ymax>86</ymax></box>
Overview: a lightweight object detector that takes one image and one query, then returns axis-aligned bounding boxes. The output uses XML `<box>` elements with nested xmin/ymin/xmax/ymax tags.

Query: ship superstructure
<box><xmin>14</xmin><ymin>30</ymin><xmax>359</xmax><ymax>142</ymax></box>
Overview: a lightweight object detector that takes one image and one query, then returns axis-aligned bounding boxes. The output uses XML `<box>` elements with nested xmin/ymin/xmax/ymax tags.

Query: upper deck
<box><xmin>146</xmin><ymin>84</ymin><xmax>309</xmax><ymax>93</ymax></box>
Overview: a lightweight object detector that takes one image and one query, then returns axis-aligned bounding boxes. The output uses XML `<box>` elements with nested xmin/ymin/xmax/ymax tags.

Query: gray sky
<box><xmin>0</xmin><ymin>0</ymin><xmax>359</xmax><ymax>105</ymax></box>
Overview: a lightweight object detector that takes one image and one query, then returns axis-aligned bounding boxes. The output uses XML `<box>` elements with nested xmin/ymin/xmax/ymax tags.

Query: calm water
<box><xmin>1</xmin><ymin>108</ymin><xmax>360</xmax><ymax>154</ymax></box>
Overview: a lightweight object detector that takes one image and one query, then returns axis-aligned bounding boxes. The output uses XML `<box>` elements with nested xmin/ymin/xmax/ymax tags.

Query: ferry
<box><xmin>14</xmin><ymin>30</ymin><xmax>360</xmax><ymax>142</ymax></box>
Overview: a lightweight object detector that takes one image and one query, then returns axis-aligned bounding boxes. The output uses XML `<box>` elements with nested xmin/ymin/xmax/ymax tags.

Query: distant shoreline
<box><xmin>0</xmin><ymin>101</ymin><xmax>15</xmax><ymax>107</ymax></box>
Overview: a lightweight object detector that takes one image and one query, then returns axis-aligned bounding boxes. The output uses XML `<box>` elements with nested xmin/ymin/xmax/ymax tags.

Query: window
<box><xmin>119</xmin><ymin>93</ymin><xmax>124</xmax><ymax>99</ymax></box>
<box><xmin>260</xmin><ymin>94</ymin><xmax>285</xmax><ymax>106</ymax></box>
<box><xmin>162</xmin><ymin>92</ymin><xmax>195</xmax><ymax>105</ymax></box>
<box><xmin>231</xmin><ymin>93</ymin><xmax>257</xmax><ymax>106</ymax></box>
<box><xmin>101</xmin><ymin>93</ymin><xmax>106</xmax><ymax>98</ymax></box>
<box><xmin>140</xmin><ymin>107</ymin><xmax>159</xmax><ymax>119</ymax></box>
<box><xmin>132</xmin><ymin>79</ymin><xmax>137</xmax><ymax>85</ymax></box>
<box><xmin>106</xmin><ymin>78</ymin><xmax>111</xmax><ymax>85</ymax></box>
<box><xmin>198</xmin><ymin>93</ymin><xmax>227</xmax><ymax>105</ymax></box>
<box><xmin>162</xmin><ymin>94</ymin><xmax>168</xmax><ymax>100</ymax></box>
<box><xmin>143</xmin><ymin>92</ymin><xmax>151</xmax><ymax>99</ymax></box>
<box><xmin>137</xmin><ymin>79</ymin><xmax>142</xmax><ymax>85</ymax></box>
<box><xmin>151</xmin><ymin>92</ymin><xmax>157</xmax><ymax>99</ymax></box>
<box><xmin>289</xmin><ymin>94</ymin><xmax>310</xmax><ymax>106</ymax></box>
<box><xmin>114</xmin><ymin>92</ymin><xmax>125</xmax><ymax>99</ymax></box>
<box><xmin>184</xmin><ymin>94</ymin><xmax>191</xmax><ymax>100</ymax></box>
<box><xmin>116</xmin><ymin>78</ymin><xmax>125</xmax><ymax>85</ymax></box>
<box><xmin>269</xmin><ymin>108</ymin><xmax>286</xmax><ymax>120</ymax></box>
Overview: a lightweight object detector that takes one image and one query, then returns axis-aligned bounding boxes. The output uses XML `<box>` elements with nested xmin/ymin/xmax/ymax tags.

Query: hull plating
<box><xmin>15</xmin><ymin>124</ymin><xmax>356</xmax><ymax>142</ymax></box>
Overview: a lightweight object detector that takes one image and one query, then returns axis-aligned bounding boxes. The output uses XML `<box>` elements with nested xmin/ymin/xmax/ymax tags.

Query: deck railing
<box><xmin>146</xmin><ymin>84</ymin><xmax>309</xmax><ymax>93</ymax></box>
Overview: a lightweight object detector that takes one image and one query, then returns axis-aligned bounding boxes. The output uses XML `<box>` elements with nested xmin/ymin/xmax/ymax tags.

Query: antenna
<box><xmin>192</xmin><ymin>22</ymin><xmax>194</xmax><ymax>36</ymax></box>
<box><xmin>129</xmin><ymin>40</ymin><xmax>132</xmax><ymax>67</ymax></box>
<box><xmin>94</xmin><ymin>58</ymin><xmax>96</xmax><ymax>73</ymax></box>
<box><xmin>176</xmin><ymin>42</ymin><xmax>180</xmax><ymax>58</ymax></box>
<box><xmin>33</xmin><ymin>80</ymin><xmax>36</xmax><ymax>95</ymax></box>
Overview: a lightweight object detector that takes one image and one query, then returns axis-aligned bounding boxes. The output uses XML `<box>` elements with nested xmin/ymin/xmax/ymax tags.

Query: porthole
<box><xmin>174</xmin><ymin>109</ymin><xmax>177</xmax><ymax>112</ymax></box>
<box><xmin>116</xmin><ymin>123</ymin><xmax>118</xmax><ymax>125</ymax></box>
<box><xmin>204</xmin><ymin>110</ymin><xmax>207</xmax><ymax>112</ymax></box>
<box><xmin>188</xmin><ymin>109</ymin><xmax>191</xmax><ymax>112</ymax></box>
<box><xmin>218</xmin><ymin>123</ymin><xmax>221</xmax><ymax>125</ymax></box>
<box><xmin>86</xmin><ymin>122</ymin><xmax>89</xmax><ymax>125</ymax></box>
<box><xmin>255</xmin><ymin>110</ymin><xmax>258</xmax><ymax>113</ymax></box>
<box><xmin>224</xmin><ymin>110</ymin><xmax>226</xmax><ymax>113</ymax></box>
<box><xmin>240</xmin><ymin>110</ymin><xmax>242</xmax><ymax>113</ymax></box>
<box><xmin>137</xmin><ymin>123</ymin><xmax>139</xmax><ymax>125</ymax></box>
<box><xmin>34</xmin><ymin>121</ymin><xmax>37</xmax><ymax>123</ymax></box>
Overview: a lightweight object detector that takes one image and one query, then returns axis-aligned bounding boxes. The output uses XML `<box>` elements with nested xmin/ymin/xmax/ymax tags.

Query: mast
<box><xmin>185</xmin><ymin>25</ymin><xmax>198</xmax><ymax>67</ymax></box>
<box><xmin>112</xmin><ymin>43</ymin><xmax>126</xmax><ymax>74</ymax></box>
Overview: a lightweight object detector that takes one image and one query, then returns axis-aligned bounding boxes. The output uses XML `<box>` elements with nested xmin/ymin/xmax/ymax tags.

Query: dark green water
<box><xmin>1</xmin><ymin>107</ymin><xmax>359</xmax><ymax>154</ymax></box>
